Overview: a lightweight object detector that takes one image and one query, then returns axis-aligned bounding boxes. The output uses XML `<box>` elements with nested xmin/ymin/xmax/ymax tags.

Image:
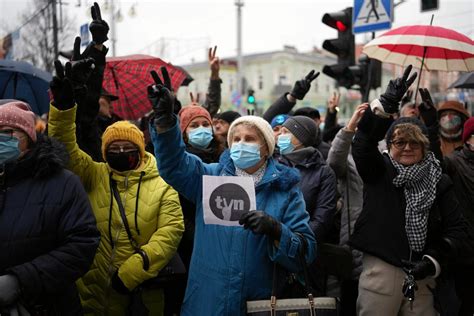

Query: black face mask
<box><xmin>106</xmin><ymin>151</ymin><xmax>140</xmax><ymax>172</ymax></box>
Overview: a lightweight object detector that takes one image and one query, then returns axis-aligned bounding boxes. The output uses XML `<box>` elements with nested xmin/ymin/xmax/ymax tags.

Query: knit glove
<box><xmin>0</xmin><ymin>275</ymin><xmax>20</xmax><ymax>306</ymax></box>
<box><xmin>290</xmin><ymin>70</ymin><xmax>320</xmax><ymax>100</ymax></box>
<box><xmin>379</xmin><ymin>65</ymin><xmax>417</xmax><ymax>114</ymax></box>
<box><xmin>239</xmin><ymin>211</ymin><xmax>282</xmax><ymax>241</ymax></box>
<box><xmin>401</xmin><ymin>258</ymin><xmax>436</xmax><ymax>280</ymax></box>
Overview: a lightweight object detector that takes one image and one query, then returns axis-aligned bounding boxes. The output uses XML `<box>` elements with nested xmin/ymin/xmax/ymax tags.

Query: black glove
<box><xmin>290</xmin><ymin>70</ymin><xmax>320</xmax><ymax>100</ymax></box>
<box><xmin>111</xmin><ymin>271</ymin><xmax>130</xmax><ymax>295</ymax></box>
<box><xmin>148</xmin><ymin>68</ymin><xmax>176</xmax><ymax>128</ymax></box>
<box><xmin>401</xmin><ymin>258</ymin><xmax>436</xmax><ymax>280</ymax></box>
<box><xmin>418</xmin><ymin>88</ymin><xmax>437</xmax><ymax>127</ymax></box>
<box><xmin>69</xmin><ymin>58</ymin><xmax>96</xmax><ymax>97</ymax></box>
<box><xmin>239</xmin><ymin>211</ymin><xmax>282</xmax><ymax>241</ymax></box>
<box><xmin>0</xmin><ymin>274</ymin><xmax>20</xmax><ymax>306</ymax></box>
<box><xmin>50</xmin><ymin>60</ymin><xmax>75</xmax><ymax>110</ymax></box>
<box><xmin>72</xmin><ymin>36</ymin><xmax>107</xmax><ymax>66</ymax></box>
<box><xmin>89</xmin><ymin>2</ymin><xmax>109</xmax><ymax>45</ymax></box>
<box><xmin>379</xmin><ymin>65</ymin><xmax>418</xmax><ymax>114</ymax></box>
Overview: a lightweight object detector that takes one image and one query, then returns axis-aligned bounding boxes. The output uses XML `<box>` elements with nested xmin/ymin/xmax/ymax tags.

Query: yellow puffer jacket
<box><xmin>48</xmin><ymin>105</ymin><xmax>184</xmax><ymax>316</ymax></box>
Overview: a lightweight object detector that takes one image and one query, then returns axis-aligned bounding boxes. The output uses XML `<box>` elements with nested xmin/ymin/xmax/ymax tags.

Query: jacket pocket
<box><xmin>359</xmin><ymin>253</ymin><xmax>397</xmax><ymax>295</ymax></box>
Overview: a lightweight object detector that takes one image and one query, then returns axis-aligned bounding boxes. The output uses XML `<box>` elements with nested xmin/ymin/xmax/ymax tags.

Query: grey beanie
<box><xmin>282</xmin><ymin>116</ymin><xmax>318</xmax><ymax>147</ymax></box>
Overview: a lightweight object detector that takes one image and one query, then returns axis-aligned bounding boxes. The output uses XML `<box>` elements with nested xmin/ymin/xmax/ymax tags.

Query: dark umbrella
<box><xmin>0</xmin><ymin>60</ymin><xmax>52</xmax><ymax>115</ymax></box>
<box><xmin>103</xmin><ymin>54</ymin><xmax>189</xmax><ymax>120</ymax></box>
<box><xmin>448</xmin><ymin>72</ymin><xmax>474</xmax><ymax>89</ymax></box>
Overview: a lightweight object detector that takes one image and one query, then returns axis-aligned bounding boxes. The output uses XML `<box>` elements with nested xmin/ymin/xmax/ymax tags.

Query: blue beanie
<box><xmin>271</xmin><ymin>114</ymin><xmax>289</xmax><ymax>128</ymax></box>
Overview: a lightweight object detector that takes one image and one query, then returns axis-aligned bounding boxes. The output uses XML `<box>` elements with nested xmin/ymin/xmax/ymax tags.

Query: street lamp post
<box><xmin>235</xmin><ymin>0</ymin><xmax>244</xmax><ymax>95</ymax></box>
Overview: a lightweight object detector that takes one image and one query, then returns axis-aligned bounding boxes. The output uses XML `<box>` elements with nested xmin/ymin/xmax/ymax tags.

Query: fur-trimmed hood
<box><xmin>3</xmin><ymin>133</ymin><xmax>69</xmax><ymax>183</ymax></box>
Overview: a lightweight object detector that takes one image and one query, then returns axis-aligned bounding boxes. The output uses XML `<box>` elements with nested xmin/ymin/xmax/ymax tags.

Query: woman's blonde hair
<box><xmin>390</xmin><ymin>123</ymin><xmax>429</xmax><ymax>156</ymax></box>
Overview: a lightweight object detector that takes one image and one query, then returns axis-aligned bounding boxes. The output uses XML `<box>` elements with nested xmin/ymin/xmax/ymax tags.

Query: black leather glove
<box><xmin>111</xmin><ymin>271</ymin><xmax>130</xmax><ymax>295</ymax></box>
<box><xmin>69</xmin><ymin>58</ymin><xmax>96</xmax><ymax>98</ymax></box>
<box><xmin>401</xmin><ymin>258</ymin><xmax>436</xmax><ymax>280</ymax></box>
<box><xmin>418</xmin><ymin>88</ymin><xmax>437</xmax><ymax>127</ymax></box>
<box><xmin>290</xmin><ymin>70</ymin><xmax>320</xmax><ymax>100</ymax></box>
<box><xmin>239</xmin><ymin>211</ymin><xmax>282</xmax><ymax>241</ymax></box>
<box><xmin>0</xmin><ymin>274</ymin><xmax>20</xmax><ymax>306</ymax></box>
<box><xmin>148</xmin><ymin>69</ymin><xmax>176</xmax><ymax>129</ymax></box>
<box><xmin>379</xmin><ymin>65</ymin><xmax>418</xmax><ymax>114</ymax></box>
<box><xmin>50</xmin><ymin>60</ymin><xmax>75</xmax><ymax>110</ymax></box>
<box><xmin>89</xmin><ymin>2</ymin><xmax>109</xmax><ymax>45</ymax></box>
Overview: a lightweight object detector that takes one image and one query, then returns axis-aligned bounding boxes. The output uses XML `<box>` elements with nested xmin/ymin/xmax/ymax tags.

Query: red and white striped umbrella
<box><xmin>363</xmin><ymin>25</ymin><xmax>474</xmax><ymax>72</ymax></box>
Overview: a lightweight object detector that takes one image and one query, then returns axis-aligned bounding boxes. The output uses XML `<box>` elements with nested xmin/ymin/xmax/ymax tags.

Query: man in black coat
<box><xmin>0</xmin><ymin>101</ymin><xmax>100</xmax><ymax>315</ymax></box>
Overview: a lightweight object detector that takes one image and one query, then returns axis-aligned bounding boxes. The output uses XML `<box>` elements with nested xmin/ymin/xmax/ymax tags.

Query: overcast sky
<box><xmin>1</xmin><ymin>0</ymin><xmax>473</xmax><ymax>65</ymax></box>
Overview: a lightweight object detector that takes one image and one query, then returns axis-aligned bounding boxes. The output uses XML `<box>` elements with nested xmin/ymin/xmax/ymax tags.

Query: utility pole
<box><xmin>235</xmin><ymin>0</ymin><xmax>244</xmax><ymax>95</ymax></box>
<box><xmin>110</xmin><ymin>0</ymin><xmax>117</xmax><ymax>56</ymax></box>
<box><xmin>51</xmin><ymin>0</ymin><xmax>59</xmax><ymax>59</ymax></box>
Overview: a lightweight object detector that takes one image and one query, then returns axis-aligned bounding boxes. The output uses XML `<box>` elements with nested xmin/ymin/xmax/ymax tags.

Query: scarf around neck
<box><xmin>387</xmin><ymin>151</ymin><xmax>442</xmax><ymax>252</ymax></box>
<box><xmin>235</xmin><ymin>161</ymin><xmax>268</xmax><ymax>185</ymax></box>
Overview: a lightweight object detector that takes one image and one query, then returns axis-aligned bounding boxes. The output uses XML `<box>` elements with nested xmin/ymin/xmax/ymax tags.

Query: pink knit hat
<box><xmin>0</xmin><ymin>101</ymin><xmax>37</xmax><ymax>142</ymax></box>
<box><xmin>178</xmin><ymin>105</ymin><xmax>212</xmax><ymax>133</ymax></box>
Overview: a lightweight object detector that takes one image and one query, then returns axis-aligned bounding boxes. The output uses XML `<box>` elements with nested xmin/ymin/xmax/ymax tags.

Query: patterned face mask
<box><xmin>106</xmin><ymin>150</ymin><xmax>140</xmax><ymax>171</ymax></box>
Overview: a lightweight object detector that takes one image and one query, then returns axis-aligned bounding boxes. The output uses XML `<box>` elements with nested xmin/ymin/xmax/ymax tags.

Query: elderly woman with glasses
<box><xmin>349</xmin><ymin>66</ymin><xmax>469</xmax><ymax>315</ymax></box>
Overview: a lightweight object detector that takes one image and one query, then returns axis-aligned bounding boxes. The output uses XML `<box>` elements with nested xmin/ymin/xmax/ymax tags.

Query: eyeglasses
<box><xmin>390</xmin><ymin>140</ymin><xmax>422</xmax><ymax>150</ymax></box>
<box><xmin>0</xmin><ymin>129</ymin><xmax>27</xmax><ymax>141</ymax></box>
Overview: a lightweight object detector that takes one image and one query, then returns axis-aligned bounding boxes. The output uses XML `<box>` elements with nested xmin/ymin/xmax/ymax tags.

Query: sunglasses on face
<box><xmin>390</xmin><ymin>140</ymin><xmax>422</xmax><ymax>150</ymax></box>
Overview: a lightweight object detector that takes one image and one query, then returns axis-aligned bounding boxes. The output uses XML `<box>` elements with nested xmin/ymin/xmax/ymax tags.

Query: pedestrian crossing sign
<box><xmin>353</xmin><ymin>0</ymin><xmax>393</xmax><ymax>34</ymax></box>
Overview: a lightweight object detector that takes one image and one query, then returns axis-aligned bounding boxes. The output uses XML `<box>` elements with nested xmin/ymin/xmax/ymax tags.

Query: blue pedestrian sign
<box><xmin>80</xmin><ymin>23</ymin><xmax>90</xmax><ymax>46</ymax></box>
<box><xmin>353</xmin><ymin>0</ymin><xmax>393</xmax><ymax>34</ymax></box>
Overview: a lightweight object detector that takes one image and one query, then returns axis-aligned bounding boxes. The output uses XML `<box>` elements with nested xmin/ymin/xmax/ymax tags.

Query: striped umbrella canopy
<box><xmin>363</xmin><ymin>25</ymin><xmax>474</xmax><ymax>72</ymax></box>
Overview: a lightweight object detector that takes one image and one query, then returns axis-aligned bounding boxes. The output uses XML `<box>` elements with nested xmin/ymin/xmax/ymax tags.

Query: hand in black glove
<box><xmin>239</xmin><ymin>211</ymin><xmax>282</xmax><ymax>241</ymax></box>
<box><xmin>72</xmin><ymin>36</ymin><xmax>107</xmax><ymax>66</ymax></box>
<box><xmin>401</xmin><ymin>258</ymin><xmax>436</xmax><ymax>280</ymax></box>
<box><xmin>50</xmin><ymin>60</ymin><xmax>75</xmax><ymax>110</ymax></box>
<box><xmin>418</xmin><ymin>88</ymin><xmax>437</xmax><ymax>127</ymax></box>
<box><xmin>290</xmin><ymin>70</ymin><xmax>320</xmax><ymax>100</ymax></box>
<box><xmin>0</xmin><ymin>274</ymin><xmax>20</xmax><ymax>306</ymax></box>
<box><xmin>89</xmin><ymin>2</ymin><xmax>109</xmax><ymax>45</ymax></box>
<box><xmin>111</xmin><ymin>271</ymin><xmax>131</xmax><ymax>294</ymax></box>
<box><xmin>380</xmin><ymin>65</ymin><xmax>418</xmax><ymax>114</ymax></box>
<box><xmin>148</xmin><ymin>68</ymin><xmax>176</xmax><ymax>128</ymax></box>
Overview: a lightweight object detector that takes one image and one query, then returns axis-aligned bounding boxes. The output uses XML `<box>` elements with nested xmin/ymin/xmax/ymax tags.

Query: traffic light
<box><xmin>321</xmin><ymin>7</ymin><xmax>355</xmax><ymax>88</ymax></box>
<box><xmin>247</xmin><ymin>89</ymin><xmax>255</xmax><ymax>105</ymax></box>
<box><xmin>344</xmin><ymin>54</ymin><xmax>382</xmax><ymax>90</ymax></box>
<box><xmin>421</xmin><ymin>0</ymin><xmax>438</xmax><ymax>12</ymax></box>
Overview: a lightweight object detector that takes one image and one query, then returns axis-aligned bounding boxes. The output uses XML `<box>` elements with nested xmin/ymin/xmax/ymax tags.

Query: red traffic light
<box><xmin>336</xmin><ymin>21</ymin><xmax>347</xmax><ymax>32</ymax></box>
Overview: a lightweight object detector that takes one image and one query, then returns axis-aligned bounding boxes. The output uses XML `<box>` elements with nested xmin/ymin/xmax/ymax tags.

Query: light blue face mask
<box><xmin>230</xmin><ymin>142</ymin><xmax>262</xmax><ymax>169</ymax></box>
<box><xmin>277</xmin><ymin>134</ymin><xmax>294</xmax><ymax>155</ymax></box>
<box><xmin>188</xmin><ymin>127</ymin><xmax>213</xmax><ymax>149</ymax></box>
<box><xmin>0</xmin><ymin>134</ymin><xmax>21</xmax><ymax>165</ymax></box>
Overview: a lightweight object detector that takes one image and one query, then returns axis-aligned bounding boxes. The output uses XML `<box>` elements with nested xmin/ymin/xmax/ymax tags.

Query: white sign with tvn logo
<box><xmin>202</xmin><ymin>176</ymin><xmax>256</xmax><ymax>227</ymax></box>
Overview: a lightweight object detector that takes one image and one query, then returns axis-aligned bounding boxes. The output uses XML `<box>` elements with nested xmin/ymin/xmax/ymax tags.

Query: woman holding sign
<box><xmin>149</xmin><ymin>68</ymin><xmax>316</xmax><ymax>315</ymax></box>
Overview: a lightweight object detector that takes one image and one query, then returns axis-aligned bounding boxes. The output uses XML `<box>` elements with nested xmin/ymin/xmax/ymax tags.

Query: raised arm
<box><xmin>263</xmin><ymin>70</ymin><xmax>319</xmax><ymax>122</ymax></box>
<box><xmin>203</xmin><ymin>46</ymin><xmax>222</xmax><ymax>117</ymax></box>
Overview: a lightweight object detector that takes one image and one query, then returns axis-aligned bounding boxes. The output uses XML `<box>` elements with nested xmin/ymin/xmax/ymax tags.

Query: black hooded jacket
<box><xmin>0</xmin><ymin>134</ymin><xmax>100</xmax><ymax>315</ymax></box>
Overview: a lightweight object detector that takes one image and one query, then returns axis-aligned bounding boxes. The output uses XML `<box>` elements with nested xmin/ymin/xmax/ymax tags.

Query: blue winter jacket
<box><xmin>150</xmin><ymin>120</ymin><xmax>316</xmax><ymax>316</ymax></box>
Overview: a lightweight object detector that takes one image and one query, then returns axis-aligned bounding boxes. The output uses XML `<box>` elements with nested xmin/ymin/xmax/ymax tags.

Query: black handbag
<box><xmin>111</xmin><ymin>180</ymin><xmax>186</xmax><ymax>289</ymax></box>
<box><xmin>246</xmin><ymin>234</ymin><xmax>339</xmax><ymax>316</ymax></box>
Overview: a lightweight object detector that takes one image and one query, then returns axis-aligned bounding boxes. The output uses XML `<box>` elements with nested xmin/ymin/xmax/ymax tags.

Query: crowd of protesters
<box><xmin>1</xmin><ymin>3</ymin><xmax>473</xmax><ymax>316</ymax></box>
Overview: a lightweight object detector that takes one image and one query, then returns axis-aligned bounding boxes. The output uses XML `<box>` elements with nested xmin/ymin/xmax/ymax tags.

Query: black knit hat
<box><xmin>293</xmin><ymin>107</ymin><xmax>320</xmax><ymax>120</ymax></box>
<box><xmin>386</xmin><ymin>117</ymin><xmax>428</xmax><ymax>144</ymax></box>
<box><xmin>282</xmin><ymin>116</ymin><xmax>318</xmax><ymax>147</ymax></box>
<box><xmin>217</xmin><ymin>110</ymin><xmax>241</xmax><ymax>124</ymax></box>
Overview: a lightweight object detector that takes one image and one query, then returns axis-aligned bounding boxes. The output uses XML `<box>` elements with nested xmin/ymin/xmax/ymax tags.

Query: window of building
<box><xmin>258</xmin><ymin>75</ymin><xmax>263</xmax><ymax>90</ymax></box>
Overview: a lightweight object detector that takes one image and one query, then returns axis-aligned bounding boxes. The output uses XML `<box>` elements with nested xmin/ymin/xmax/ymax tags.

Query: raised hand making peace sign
<box><xmin>380</xmin><ymin>65</ymin><xmax>418</xmax><ymax>114</ymax></box>
<box><xmin>208</xmin><ymin>46</ymin><xmax>220</xmax><ymax>79</ymax></box>
<box><xmin>290</xmin><ymin>70</ymin><xmax>320</xmax><ymax>100</ymax></box>
<box><xmin>89</xmin><ymin>2</ymin><xmax>109</xmax><ymax>45</ymax></box>
<box><xmin>50</xmin><ymin>61</ymin><xmax>75</xmax><ymax>110</ymax></box>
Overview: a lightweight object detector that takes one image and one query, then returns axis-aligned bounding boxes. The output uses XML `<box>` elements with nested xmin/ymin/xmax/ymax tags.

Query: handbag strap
<box><xmin>111</xmin><ymin>179</ymin><xmax>150</xmax><ymax>271</ymax></box>
<box><xmin>270</xmin><ymin>233</ymin><xmax>315</xmax><ymax>313</ymax></box>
